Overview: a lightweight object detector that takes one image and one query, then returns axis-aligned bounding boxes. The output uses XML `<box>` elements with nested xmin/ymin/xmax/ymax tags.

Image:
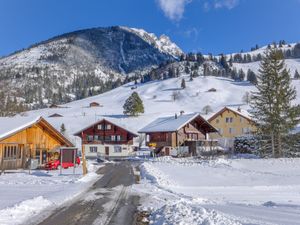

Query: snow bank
<box><xmin>0</xmin><ymin>196</ymin><xmax>52</xmax><ymax>225</ymax></box>
<box><xmin>135</xmin><ymin>157</ymin><xmax>300</xmax><ymax>225</ymax></box>
<box><xmin>0</xmin><ymin>160</ymin><xmax>102</xmax><ymax>225</ymax></box>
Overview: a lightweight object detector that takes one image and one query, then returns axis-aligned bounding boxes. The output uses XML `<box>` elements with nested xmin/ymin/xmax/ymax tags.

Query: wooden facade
<box><xmin>0</xmin><ymin>117</ymin><xmax>73</xmax><ymax>170</ymax></box>
<box><xmin>140</xmin><ymin>114</ymin><xmax>217</xmax><ymax>155</ymax></box>
<box><xmin>74</xmin><ymin>119</ymin><xmax>137</xmax><ymax>158</ymax></box>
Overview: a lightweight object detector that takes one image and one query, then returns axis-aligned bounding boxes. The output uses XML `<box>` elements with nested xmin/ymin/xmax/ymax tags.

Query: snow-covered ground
<box><xmin>0</xmin><ymin>161</ymin><xmax>102</xmax><ymax>225</ymax></box>
<box><xmin>134</xmin><ymin>157</ymin><xmax>300</xmax><ymax>225</ymax></box>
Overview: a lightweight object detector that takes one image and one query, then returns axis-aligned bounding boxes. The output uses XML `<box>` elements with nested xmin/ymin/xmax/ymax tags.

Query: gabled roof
<box><xmin>208</xmin><ymin>106</ymin><xmax>254</xmax><ymax>122</ymax></box>
<box><xmin>138</xmin><ymin>113</ymin><xmax>217</xmax><ymax>133</ymax></box>
<box><xmin>73</xmin><ymin>118</ymin><xmax>138</xmax><ymax>137</ymax></box>
<box><xmin>0</xmin><ymin>116</ymin><xmax>74</xmax><ymax>146</ymax></box>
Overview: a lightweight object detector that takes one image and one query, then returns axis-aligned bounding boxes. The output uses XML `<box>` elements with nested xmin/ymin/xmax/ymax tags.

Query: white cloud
<box><xmin>204</xmin><ymin>0</ymin><xmax>240</xmax><ymax>11</ymax></box>
<box><xmin>214</xmin><ymin>0</ymin><xmax>239</xmax><ymax>9</ymax></box>
<box><xmin>156</xmin><ymin>0</ymin><xmax>192</xmax><ymax>21</ymax></box>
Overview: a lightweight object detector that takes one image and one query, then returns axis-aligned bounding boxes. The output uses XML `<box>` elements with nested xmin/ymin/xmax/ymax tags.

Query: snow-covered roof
<box><xmin>139</xmin><ymin>113</ymin><xmax>215</xmax><ymax>133</ymax></box>
<box><xmin>0</xmin><ymin>116</ymin><xmax>74</xmax><ymax>146</ymax></box>
<box><xmin>226</xmin><ymin>106</ymin><xmax>253</xmax><ymax>121</ymax></box>
<box><xmin>0</xmin><ymin>116</ymin><xmax>41</xmax><ymax>140</ymax></box>
<box><xmin>208</xmin><ymin>106</ymin><xmax>253</xmax><ymax>122</ymax></box>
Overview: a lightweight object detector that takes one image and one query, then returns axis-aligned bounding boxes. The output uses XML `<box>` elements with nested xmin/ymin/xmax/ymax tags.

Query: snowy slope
<box><xmin>233</xmin><ymin>58</ymin><xmax>300</xmax><ymax>75</ymax></box>
<box><xmin>19</xmin><ymin>74</ymin><xmax>300</xmax><ymax>146</ymax></box>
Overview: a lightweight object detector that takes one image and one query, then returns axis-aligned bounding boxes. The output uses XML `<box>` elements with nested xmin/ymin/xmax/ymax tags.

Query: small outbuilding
<box><xmin>89</xmin><ymin>102</ymin><xmax>101</xmax><ymax>108</ymax></box>
<box><xmin>48</xmin><ymin>113</ymin><xmax>63</xmax><ymax>118</ymax></box>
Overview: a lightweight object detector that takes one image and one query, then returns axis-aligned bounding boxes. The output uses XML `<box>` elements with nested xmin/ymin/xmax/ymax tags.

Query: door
<box><xmin>105</xmin><ymin>146</ymin><xmax>109</xmax><ymax>156</ymax></box>
<box><xmin>165</xmin><ymin>147</ymin><xmax>170</xmax><ymax>156</ymax></box>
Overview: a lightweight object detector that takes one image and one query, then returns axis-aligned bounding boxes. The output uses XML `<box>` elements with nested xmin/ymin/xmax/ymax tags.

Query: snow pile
<box><xmin>141</xmin><ymin>162</ymin><xmax>177</xmax><ymax>187</ymax></box>
<box><xmin>151</xmin><ymin>199</ymin><xmax>242</xmax><ymax>225</ymax></box>
<box><xmin>0</xmin><ymin>196</ymin><xmax>52</xmax><ymax>225</ymax></box>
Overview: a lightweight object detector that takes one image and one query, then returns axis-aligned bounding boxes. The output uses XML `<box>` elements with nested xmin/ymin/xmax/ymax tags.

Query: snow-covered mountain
<box><xmin>0</xmin><ymin>26</ymin><xmax>182</xmax><ymax>111</ymax></box>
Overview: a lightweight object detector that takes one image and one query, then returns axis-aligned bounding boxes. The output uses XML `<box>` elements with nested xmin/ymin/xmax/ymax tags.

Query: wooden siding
<box><xmin>77</xmin><ymin>120</ymin><xmax>136</xmax><ymax>146</ymax></box>
<box><xmin>0</xmin><ymin>121</ymin><xmax>72</xmax><ymax>170</ymax></box>
<box><xmin>146</xmin><ymin>122</ymin><xmax>207</xmax><ymax>148</ymax></box>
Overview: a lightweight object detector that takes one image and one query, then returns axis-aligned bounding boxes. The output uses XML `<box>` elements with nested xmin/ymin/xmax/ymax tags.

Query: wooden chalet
<box><xmin>74</xmin><ymin>119</ymin><xmax>138</xmax><ymax>158</ymax></box>
<box><xmin>138</xmin><ymin>113</ymin><xmax>218</xmax><ymax>156</ymax></box>
<box><xmin>0</xmin><ymin>116</ymin><xmax>74</xmax><ymax>170</ymax></box>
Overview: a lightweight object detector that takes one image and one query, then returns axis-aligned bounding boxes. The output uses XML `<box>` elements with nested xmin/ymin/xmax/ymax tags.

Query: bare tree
<box><xmin>137</xmin><ymin>134</ymin><xmax>146</xmax><ymax>149</ymax></box>
<box><xmin>202</xmin><ymin>105</ymin><xmax>213</xmax><ymax>115</ymax></box>
<box><xmin>171</xmin><ymin>91</ymin><xmax>181</xmax><ymax>102</ymax></box>
<box><xmin>242</xmin><ymin>91</ymin><xmax>251</xmax><ymax>105</ymax></box>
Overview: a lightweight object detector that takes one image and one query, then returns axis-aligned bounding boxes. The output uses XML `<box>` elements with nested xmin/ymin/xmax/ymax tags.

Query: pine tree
<box><xmin>238</xmin><ymin>69</ymin><xmax>245</xmax><ymax>81</ymax></box>
<box><xmin>123</xmin><ymin>92</ymin><xmax>144</xmax><ymax>116</ymax></box>
<box><xmin>251</xmin><ymin>49</ymin><xmax>300</xmax><ymax>157</ymax></box>
<box><xmin>247</xmin><ymin>69</ymin><xmax>257</xmax><ymax>84</ymax></box>
<box><xmin>181</xmin><ymin>78</ymin><xmax>186</xmax><ymax>89</ymax></box>
<box><xmin>294</xmin><ymin>70</ymin><xmax>300</xmax><ymax>79</ymax></box>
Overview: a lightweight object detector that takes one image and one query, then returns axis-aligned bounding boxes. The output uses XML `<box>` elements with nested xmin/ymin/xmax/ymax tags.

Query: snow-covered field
<box><xmin>134</xmin><ymin>157</ymin><xmax>300</xmax><ymax>225</ymax></box>
<box><xmin>0</xmin><ymin>161</ymin><xmax>101</xmax><ymax>225</ymax></box>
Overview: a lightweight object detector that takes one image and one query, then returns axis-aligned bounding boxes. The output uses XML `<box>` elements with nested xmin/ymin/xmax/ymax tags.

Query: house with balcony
<box><xmin>138</xmin><ymin>113</ymin><xmax>218</xmax><ymax>156</ymax></box>
<box><xmin>74</xmin><ymin>119</ymin><xmax>138</xmax><ymax>158</ymax></box>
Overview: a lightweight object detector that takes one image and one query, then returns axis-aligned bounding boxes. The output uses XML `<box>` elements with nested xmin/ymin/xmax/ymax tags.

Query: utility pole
<box><xmin>81</xmin><ymin>132</ymin><xmax>88</xmax><ymax>175</ymax></box>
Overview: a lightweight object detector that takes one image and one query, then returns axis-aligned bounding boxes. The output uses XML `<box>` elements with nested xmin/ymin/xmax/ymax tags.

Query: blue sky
<box><xmin>0</xmin><ymin>0</ymin><xmax>299</xmax><ymax>57</ymax></box>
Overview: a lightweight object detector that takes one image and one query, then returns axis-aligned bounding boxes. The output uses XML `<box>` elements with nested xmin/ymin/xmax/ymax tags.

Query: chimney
<box><xmin>237</xmin><ymin>107</ymin><xmax>241</xmax><ymax>112</ymax></box>
<box><xmin>175</xmin><ymin>113</ymin><xmax>178</xmax><ymax>119</ymax></box>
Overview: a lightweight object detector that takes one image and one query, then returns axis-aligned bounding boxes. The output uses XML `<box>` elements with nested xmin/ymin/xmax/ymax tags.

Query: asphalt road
<box><xmin>37</xmin><ymin>161</ymin><xmax>140</xmax><ymax>225</ymax></box>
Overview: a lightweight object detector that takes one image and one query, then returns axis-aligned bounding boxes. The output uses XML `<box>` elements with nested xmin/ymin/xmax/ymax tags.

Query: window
<box><xmin>87</xmin><ymin>135</ymin><xmax>93</xmax><ymax>141</ymax></box>
<box><xmin>117</xmin><ymin>135</ymin><xmax>121</xmax><ymax>141</ymax></box>
<box><xmin>242</xmin><ymin>127</ymin><xmax>250</xmax><ymax>134</ymax></box>
<box><xmin>94</xmin><ymin>135</ymin><xmax>99</xmax><ymax>141</ymax></box>
<box><xmin>106</xmin><ymin>124</ymin><xmax>111</xmax><ymax>130</ymax></box>
<box><xmin>114</xmin><ymin>146</ymin><xmax>122</xmax><ymax>153</ymax></box>
<box><xmin>97</xmin><ymin>124</ymin><xmax>103</xmax><ymax>130</ymax></box>
<box><xmin>229</xmin><ymin>128</ymin><xmax>235</xmax><ymax>134</ymax></box>
<box><xmin>3</xmin><ymin>145</ymin><xmax>21</xmax><ymax>160</ymax></box>
<box><xmin>89</xmin><ymin>147</ymin><xmax>98</xmax><ymax>153</ymax></box>
<box><xmin>218</xmin><ymin>128</ymin><xmax>223</xmax><ymax>135</ymax></box>
<box><xmin>111</xmin><ymin>135</ymin><xmax>116</xmax><ymax>141</ymax></box>
<box><xmin>226</xmin><ymin>117</ymin><xmax>233</xmax><ymax>123</ymax></box>
<box><xmin>105</xmin><ymin>136</ymin><xmax>111</xmax><ymax>141</ymax></box>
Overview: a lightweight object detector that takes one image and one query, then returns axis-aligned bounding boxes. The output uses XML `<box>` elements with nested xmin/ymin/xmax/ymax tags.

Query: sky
<box><xmin>0</xmin><ymin>0</ymin><xmax>299</xmax><ymax>57</ymax></box>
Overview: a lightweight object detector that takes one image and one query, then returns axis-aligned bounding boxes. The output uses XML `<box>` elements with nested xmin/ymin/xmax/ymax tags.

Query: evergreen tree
<box><xmin>181</xmin><ymin>78</ymin><xmax>186</xmax><ymax>89</ymax></box>
<box><xmin>251</xmin><ymin>49</ymin><xmax>300</xmax><ymax>157</ymax></box>
<box><xmin>247</xmin><ymin>69</ymin><xmax>257</xmax><ymax>84</ymax></box>
<box><xmin>238</xmin><ymin>69</ymin><xmax>245</xmax><ymax>81</ymax></box>
<box><xmin>294</xmin><ymin>70</ymin><xmax>300</xmax><ymax>79</ymax></box>
<box><xmin>123</xmin><ymin>92</ymin><xmax>144</xmax><ymax>116</ymax></box>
